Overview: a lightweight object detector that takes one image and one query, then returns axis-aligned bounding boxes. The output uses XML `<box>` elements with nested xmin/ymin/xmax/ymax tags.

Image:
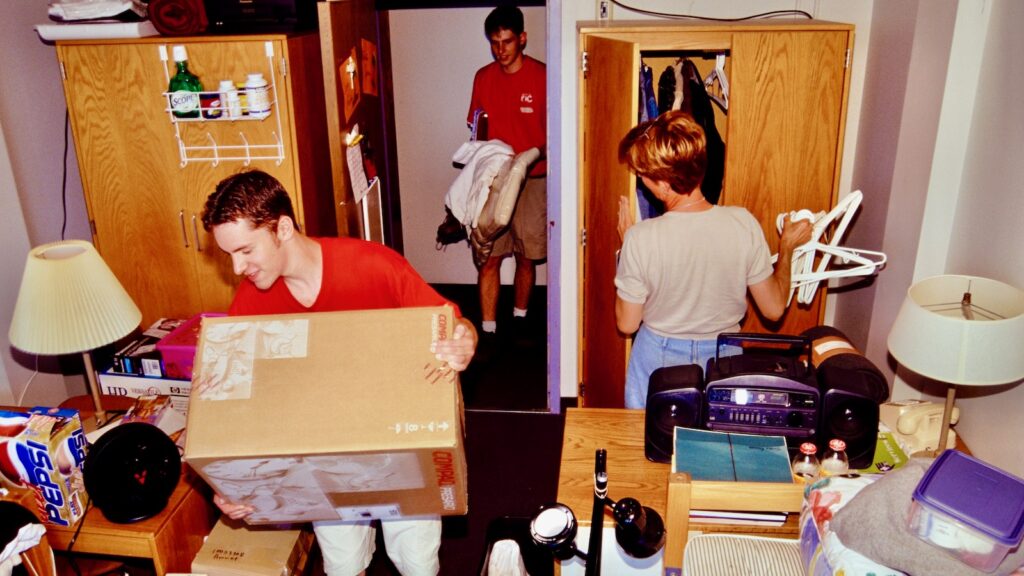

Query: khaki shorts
<box><xmin>491</xmin><ymin>175</ymin><xmax>547</xmax><ymax>261</ymax></box>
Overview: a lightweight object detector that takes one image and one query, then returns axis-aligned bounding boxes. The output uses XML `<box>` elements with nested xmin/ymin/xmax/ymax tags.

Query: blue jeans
<box><xmin>624</xmin><ymin>324</ymin><xmax>741</xmax><ymax>409</ymax></box>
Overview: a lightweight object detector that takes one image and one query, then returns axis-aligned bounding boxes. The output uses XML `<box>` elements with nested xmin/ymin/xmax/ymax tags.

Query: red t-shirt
<box><xmin>468</xmin><ymin>55</ymin><xmax>546</xmax><ymax>176</ymax></box>
<box><xmin>229</xmin><ymin>237</ymin><xmax>458</xmax><ymax>316</ymax></box>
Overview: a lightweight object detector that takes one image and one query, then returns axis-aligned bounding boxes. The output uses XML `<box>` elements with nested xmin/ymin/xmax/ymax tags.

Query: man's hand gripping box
<box><xmin>0</xmin><ymin>407</ymin><xmax>87</xmax><ymax>526</ymax></box>
<box><xmin>184</xmin><ymin>306</ymin><xmax>467</xmax><ymax>524</ymax></box>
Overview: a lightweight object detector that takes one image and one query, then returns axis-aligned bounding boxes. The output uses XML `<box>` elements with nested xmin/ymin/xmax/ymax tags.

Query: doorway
<box><xmin>388</xmin><ymin>6</ymin><xmax>552</xmax><ymax>411</ymax></box>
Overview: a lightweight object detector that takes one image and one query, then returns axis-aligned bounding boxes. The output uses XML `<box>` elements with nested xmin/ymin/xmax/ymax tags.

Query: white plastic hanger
<box><xmin>704</xmin><ymin>54</ymin><xmax>729</xmax><ymax>112</ymax></box>
<box><xmin>772</xmin><ymin>190</ymin><xmax>888</xmax><ymax>306</ymax></box>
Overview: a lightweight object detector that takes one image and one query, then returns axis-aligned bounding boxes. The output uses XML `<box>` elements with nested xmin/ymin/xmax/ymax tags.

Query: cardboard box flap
<box><xmin>185</xmin><ymin>306</ymin><xmax>459</xmax><ymax>459</ymax></box>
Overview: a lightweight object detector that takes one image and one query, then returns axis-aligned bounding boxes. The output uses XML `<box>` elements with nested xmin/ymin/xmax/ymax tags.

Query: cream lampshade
<box><xmin>887</xmin><ymin>275</ymin><xmax>1024</xmax><ymax>456</ymax></box>
<box><xmin>9</xmin><ymin>240</ymin><xmax>142</xmax><ymax>424</ymax></box>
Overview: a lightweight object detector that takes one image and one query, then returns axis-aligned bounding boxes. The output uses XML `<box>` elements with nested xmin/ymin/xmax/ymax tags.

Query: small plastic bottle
<box><xmin>244</xmin><ymin>73</ymin><xmax>271</xmax><ymax>119</ymax></box>
<box><xmin>820</xmin><ymin>438</ymin><xmax>850</xmax><ymax>477</ymax></box>
<box><xmin>792</xmin><ymin>442</ymin><xmax>820</xmax><ymax>484</ymax></box>
<box><xmin>225</xmin><ymin>89</ymin><xmax>243</xmax><ymax>120</ymax></box>
<box><xmin>217</xmin><ymin>80</ymin><xmax>235</xmax><ymax>116</ymax></box>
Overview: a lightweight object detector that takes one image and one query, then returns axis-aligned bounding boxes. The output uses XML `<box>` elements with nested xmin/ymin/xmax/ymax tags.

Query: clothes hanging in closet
<box><xmin>680</xmin><ymin>59</ymin><xmax>725</xmax><ymax>205</ymax></box>
<box><xmin>639</xmin><ymin>64</ymin><xmax>659</xmax><ymax>123</ymax></box>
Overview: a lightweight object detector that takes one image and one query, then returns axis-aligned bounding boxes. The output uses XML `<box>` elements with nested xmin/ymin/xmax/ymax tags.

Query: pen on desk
<box><xmin>594</xmin><ymin>448</ymin><xmax>608</xmax><ymax>500</ymax></box>
<box><xmin>586</xmin><ymin>448</ymin><xmax>607</xmax><ymax>576</ymax></box>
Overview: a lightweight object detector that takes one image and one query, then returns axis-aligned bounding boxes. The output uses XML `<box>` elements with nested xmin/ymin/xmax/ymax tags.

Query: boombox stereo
<box><xmin>644</xmin><ymin>330</ymin><xmax>889</xmax><ymax>468</ymax></box>
<box><xmin>703</xmin><ymin>334</ymin><xmax>819</xmax><ymax>451</ymax></box>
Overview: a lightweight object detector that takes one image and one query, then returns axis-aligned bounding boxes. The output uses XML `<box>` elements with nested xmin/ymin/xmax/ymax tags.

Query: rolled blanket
<box><xmin>802</xmin><ymin>325</ymin><xmax>889</xmax><ymax>403</ymax></box>
<box><xmin>149</xmin><ymin>0</ymin><xmax>208</xmax><ymax>36</ymax></box>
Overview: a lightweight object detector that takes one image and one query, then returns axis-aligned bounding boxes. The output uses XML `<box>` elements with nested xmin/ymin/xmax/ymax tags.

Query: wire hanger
<box><xmin>771</xmin><ymin>190</ymin><xmax>888</xmax><ymax>306</ymax></box>
<box><xmin>703</xmin><ymin>54</ymin><xmax>729</xmax><ymax>112</ymax></box>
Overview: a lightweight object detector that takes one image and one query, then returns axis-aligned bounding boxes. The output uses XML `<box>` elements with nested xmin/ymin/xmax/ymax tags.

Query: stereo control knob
<box><xmin>787</xmin><ymin>411</ymin><xmax>803</xmax><ymax>427</ymax></box>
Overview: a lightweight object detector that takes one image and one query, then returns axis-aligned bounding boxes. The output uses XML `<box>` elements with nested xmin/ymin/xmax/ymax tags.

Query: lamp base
<box><xmin>931</xmin><ymin>385</ymin><xmax>958</xmax><ymax>458</ymax></box>
<box><xmin>81</xmin><ymin>351</ymin><xmax>108</xmax><ymax>426</ymax></box>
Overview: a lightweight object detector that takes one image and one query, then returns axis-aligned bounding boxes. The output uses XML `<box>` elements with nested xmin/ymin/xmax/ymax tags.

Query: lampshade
<box><xmin>9</xmin><ymin>240</ymin><xmax>142</xmax><ymax>355</ymax></box>
<box><xmin>887</xmin><ymin>275</ymin><xmax>1024</xmax><ymax>387</ymax></box>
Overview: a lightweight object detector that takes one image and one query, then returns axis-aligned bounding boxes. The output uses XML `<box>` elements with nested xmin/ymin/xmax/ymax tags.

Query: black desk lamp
<box><xmin>529</xmin><ymin>449</ymin><xmax>665</xmax><ymax>575</ymax></box>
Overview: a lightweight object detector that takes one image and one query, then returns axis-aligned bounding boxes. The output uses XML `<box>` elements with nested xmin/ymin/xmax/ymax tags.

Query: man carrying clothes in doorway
<box><xmin>201</xmin><ymin>170</ymin><xmax>477</xmax><ymax>576</ymax></box>
<box><xmin>468</xmin><ymin>5</ymin><xmax>547</xmax><ymax>348</ymax></box>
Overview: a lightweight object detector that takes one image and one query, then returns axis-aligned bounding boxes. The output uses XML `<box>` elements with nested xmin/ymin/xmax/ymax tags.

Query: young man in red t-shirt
<box><xmin>467</xmin><ymin>5</ymin><xmax>546</xmax><ymax>346</ymax></box>
<box><xmin>200</xmin><ymin>170</ymin><xmax>476</xmax><ymax>576</ymax></box>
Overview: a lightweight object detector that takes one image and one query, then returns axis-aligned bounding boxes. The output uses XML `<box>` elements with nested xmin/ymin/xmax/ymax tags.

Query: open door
<box><xmin>319</xmin><ymin>1</ymin><xmax>402</xmax><ymax>248</ymax></box>
<box><xmin>726</xmin><ymin>30</ymin><xmax>849</xmax><ymax>335</ymax></box>
<box><xmin>579</xmin><ymin>34</ymin><xmax>639</xmax><ymax>407</ymax></box>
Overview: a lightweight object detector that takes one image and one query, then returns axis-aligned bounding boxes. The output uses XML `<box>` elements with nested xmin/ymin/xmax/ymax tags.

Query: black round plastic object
<box><xmin>83</xmin><ymin>422</ymin><xmax>181</xmax><ymax>523</ymax></box>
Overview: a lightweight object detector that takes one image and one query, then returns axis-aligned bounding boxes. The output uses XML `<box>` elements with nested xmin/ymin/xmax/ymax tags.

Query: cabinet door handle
<box><xmin>192</xmin><ymin>213</ymin><xmax>203</xmax><ymax>252</ymax></box>
<box><xmin>179</xmin><ymin>210</ymin><xmax>190</xmax><ymax>248</ymax></box>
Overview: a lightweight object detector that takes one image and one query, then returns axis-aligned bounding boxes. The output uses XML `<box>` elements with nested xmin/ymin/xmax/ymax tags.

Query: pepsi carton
<box><xmin>0</xmin><ymin>407</ymin><xmax>87</xmax><ymax>526</ymax></box>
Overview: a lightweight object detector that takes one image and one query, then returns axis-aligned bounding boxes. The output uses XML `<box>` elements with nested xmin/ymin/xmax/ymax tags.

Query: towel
<box><xmin>149</xmin><ymin>0</ymin><xmax>208</xmax><ymax>36</ymax></box>
<box><xmin>444</xmin><ymin>140</ymin><xmax>513</xmax><ymax>229</ymax></box>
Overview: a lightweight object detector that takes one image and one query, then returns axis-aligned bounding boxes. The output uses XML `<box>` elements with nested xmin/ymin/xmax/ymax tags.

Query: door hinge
<box><xmin>58</xmin><ymin>60</ymin><xmax>67</xmax><ymax>81</ymax></box>
<box><xmin>280</xmin><ymin>57</ymin><xmax>287</xmax><ymax>77</ymax></box>
<box><xmin>580</xmin><ymin>227</ymin><xmax>587</xmax><ymax>247</ymax></box>
<box><xmin>845</xmin><ymin>48</ymin><xmax>851</xmax><ymax>69</ymax></box>
<box><xmin>581</xmin><ymin>51</ymin><xmax>589</xmax><ymax>78</ymax></box>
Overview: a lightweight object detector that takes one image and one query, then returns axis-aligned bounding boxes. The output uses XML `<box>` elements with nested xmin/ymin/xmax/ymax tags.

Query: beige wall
<box><xmin>390</xmin><ymin>7</ymin><xmax>547</xmax><ymax>286</ymax></box>
<box><xmin>0</xmin><ymin>0</ymin><xmax>87</xmax><ymax>406</ymax></box>
<box><xmin>926</xmin><ymin>0</ymin><xmax>1024</xmax><ymax>474</ymax></box>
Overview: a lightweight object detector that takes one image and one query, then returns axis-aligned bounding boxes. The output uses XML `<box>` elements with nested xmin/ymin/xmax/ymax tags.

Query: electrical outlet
<box><xmin>597</xmin><ymin>0</ymin><xmax>611</xmax><ymax>20</ymax></box>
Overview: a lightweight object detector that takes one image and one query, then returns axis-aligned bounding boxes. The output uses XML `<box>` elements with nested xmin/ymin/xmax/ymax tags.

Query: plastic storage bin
<box><xmin>156</xmin><ymin>312</ymin><xmax>226</xmax><ymax>380</ymax></box>
<box><xmin>908</xmin><ymin>450</ymin><xmax>1024</xmax><ymax>572</ymax></box>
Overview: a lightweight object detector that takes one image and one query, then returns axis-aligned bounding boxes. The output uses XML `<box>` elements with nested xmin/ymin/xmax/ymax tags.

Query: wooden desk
<box><xmin>557</xmin><ymin>408</ymin><xmax>802</xmax><ymax>574</ymax></box>
<box><xmin>45</xmin><ymin>471</ymin><xmax>218</xmax><ymax>575</ymax></box>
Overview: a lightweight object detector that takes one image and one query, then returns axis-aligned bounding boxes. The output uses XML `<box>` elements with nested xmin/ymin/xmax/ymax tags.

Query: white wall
<box><xmin>390</xmin><ymin>7</ymin><xmax>547</xmax><ymax>287</ymax></box>
<box><xmin>931</xmin><ymin>0</ymin><xmax>1024</xmax><ymax>474</ymax></box>
<box><xmin>0</xmin><ymin>0</ymin><xmax>88</xmax><ymax>406</ymax></box>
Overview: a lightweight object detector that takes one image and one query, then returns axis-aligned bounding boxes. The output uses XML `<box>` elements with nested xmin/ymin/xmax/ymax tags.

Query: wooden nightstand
<box><xmin>45</xmin><ymin>470</ymin><xmax>218</xmax><ymax>574</ymax></box>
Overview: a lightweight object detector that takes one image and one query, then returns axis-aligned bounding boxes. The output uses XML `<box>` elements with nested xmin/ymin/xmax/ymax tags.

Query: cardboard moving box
<box><xmin>184</xmin><ymin>306</ymin><xmax>467</xmax><ymax>524</ymax></box>
<box><xmin>192</xmin><ymin>517</ymin><xmax>314</xmax><ymax>575</ymax></box>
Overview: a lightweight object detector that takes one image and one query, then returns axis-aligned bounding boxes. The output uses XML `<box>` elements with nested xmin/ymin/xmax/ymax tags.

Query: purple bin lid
<box><xmin>913</xmin><ymin>450</ymin><xmax>1024</xmax><ymax>546</ymax></box>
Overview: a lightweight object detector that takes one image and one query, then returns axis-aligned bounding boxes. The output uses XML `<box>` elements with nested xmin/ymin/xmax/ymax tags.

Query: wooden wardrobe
<box><xmin>56</xmin><ymin>33</ymin><xmax>334</xmax><ymax>326</ymax></box>
<box><xmin>577</xmin><ymin>20</ymin><xmax>855</xmax><ymax>407</ymax></box>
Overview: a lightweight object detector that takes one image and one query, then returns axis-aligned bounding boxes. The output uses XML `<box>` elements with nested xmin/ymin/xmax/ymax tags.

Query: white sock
<box><xmin>513</xmin><ymin>308</ymin><xmax>528</xmax><ymax>318</ymax></box>
<box><xmin>482</xmin><ymin>321</ymin><xmax>497</xmax><ymax>333</ymax></box>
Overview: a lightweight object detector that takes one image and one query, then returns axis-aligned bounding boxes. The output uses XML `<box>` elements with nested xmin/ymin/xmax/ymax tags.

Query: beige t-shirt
<box><xmin>615</xmin><ymin>205</ymin><xmax>773</xmax><ymax>339</ymax></box>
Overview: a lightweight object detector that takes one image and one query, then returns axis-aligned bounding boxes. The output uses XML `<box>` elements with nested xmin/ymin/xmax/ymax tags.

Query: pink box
<box><xmin>156</xmin><ymin>312</ymin><xmax>225</xmax><ymax>380</ymax></box>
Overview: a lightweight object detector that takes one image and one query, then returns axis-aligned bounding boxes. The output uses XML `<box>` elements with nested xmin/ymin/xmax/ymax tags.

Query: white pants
<box><xmin>313</xmin><ymin>516</ymin><xmax>442</xmax><ymax>576</ymax></box>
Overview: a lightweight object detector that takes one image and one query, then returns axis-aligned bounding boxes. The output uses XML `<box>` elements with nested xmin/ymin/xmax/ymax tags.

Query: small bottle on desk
<box><xmin>792</xmin><ymin>442</ymin><xmax>820</xmax><ymax>484</ymax></box>
<box><xmin>820</xmin><ymin>438</ymin><xmax>850</xmax><ymax>477</ymax></box>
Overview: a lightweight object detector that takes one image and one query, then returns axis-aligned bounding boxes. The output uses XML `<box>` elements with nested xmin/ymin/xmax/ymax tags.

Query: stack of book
<box><xmin>673</xmin><ymin>426</ymin><xmax>794</xmax><ymax>526</ymax></box>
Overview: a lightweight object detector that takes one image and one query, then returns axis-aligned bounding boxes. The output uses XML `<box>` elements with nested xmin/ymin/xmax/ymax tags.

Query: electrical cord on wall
<box><xmin>61</xmin><ymin>109</ymin><xmax>70</xmax><ymax>241</ymax></box>
<box><xmin>607</xmin><ymin>1</ymin><xmax>812</xmax><ymax>21</ymax></box>
<box><xmin>15</xmin><ymin>355</ymin><xmax>39</xmax><ymax>407</ymax></box>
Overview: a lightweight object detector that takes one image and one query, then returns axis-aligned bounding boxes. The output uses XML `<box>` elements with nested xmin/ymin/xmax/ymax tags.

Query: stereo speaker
<box><xmin>644</xmin><ymin>364</ymin><xmax>704</xmax><ymax>463</ymax></box>
<box><xmin>803</xmin><ymin>326</ymin><xmax>889</xmax><ymax>469</ymax></box>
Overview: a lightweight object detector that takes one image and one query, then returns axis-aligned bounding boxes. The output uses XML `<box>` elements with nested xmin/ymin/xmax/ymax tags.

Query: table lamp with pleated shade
<box><xmin>9</xmin><ymin>240</ymin><xmax>142</xmax><ymax>424</ymax></box>
<box><xmin>887</xmin><ymin>275</ymin><xmax>1024</xmax><ymax>456</ymax></box>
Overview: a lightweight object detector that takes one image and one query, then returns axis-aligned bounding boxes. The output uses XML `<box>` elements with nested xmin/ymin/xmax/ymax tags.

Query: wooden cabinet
<box><xmin>57</xmin><ymin>33</ymin><xmax>333</xmax><ymax>326</ymax></box>
<box><xmin>578</xmin><ymin>20</ymin><xmax>854</xmax><ymax>407</ymax></box>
